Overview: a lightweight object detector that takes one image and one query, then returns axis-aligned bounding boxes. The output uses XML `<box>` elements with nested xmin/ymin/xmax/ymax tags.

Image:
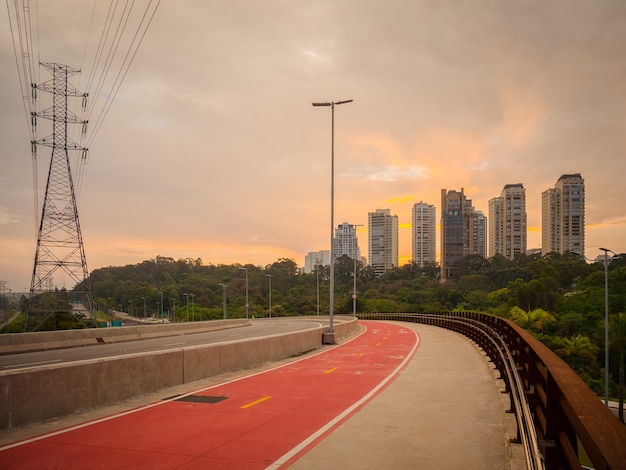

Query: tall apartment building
<box><xmin>488</xmin><ymin>183</ymin><xmax>527</xmax><ymax>260</ymax></box>
<box><xmin>332</xmin><ymin>222</ymin><xmax>361</xmax><ymax>262</ymax></box>
<box><xmin>440</xmin><ymin>188</ymin><xmax>485</xmax><ymax>281</ymax></box>
<box><xmin>303</xmin><ymin>250</ymin><xmax>330</xmax><ymax>274</ymax></box>
<box><xmin>471</xmin><ymin>210</ymin><xmax>488</xmax><ymax>259</ymax></box>
<box><xmin>368</xmin><ymin>209</ymin><xmax>398</xmax><ymax>276</ymax></box>
<box><xmin>542</xmin><ymin>173</ymin><xmax>585</xmax><ymax>257</ymax></box>
<box><xmin>411</xmin><ymin>202</ymin><xmax>436</xmax><ymax>267</ymax></box>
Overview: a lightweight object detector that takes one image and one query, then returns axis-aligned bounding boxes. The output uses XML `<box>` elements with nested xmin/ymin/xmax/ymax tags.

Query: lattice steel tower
<box><xmin>26</xmin><ymin>62</ymin><xmax>91</xmax><ymax>331</ymax></box>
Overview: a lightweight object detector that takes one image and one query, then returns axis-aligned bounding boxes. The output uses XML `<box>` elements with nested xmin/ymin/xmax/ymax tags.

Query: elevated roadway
<box><xmin>0</xmin><ymin>321</ymin><xmax>518</xmax><ymax>469</ymax></box>
<box><xmin>0</xmin><ymin>318</ymin><xmax>327</xmax><ymax>370</ymax></box>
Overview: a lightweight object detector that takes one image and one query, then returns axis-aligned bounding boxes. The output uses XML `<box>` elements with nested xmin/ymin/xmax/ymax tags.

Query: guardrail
<box><xmin>359</xmin><ymin>312</ymin><xmax>626</xmax><ymax>470</ymax></box>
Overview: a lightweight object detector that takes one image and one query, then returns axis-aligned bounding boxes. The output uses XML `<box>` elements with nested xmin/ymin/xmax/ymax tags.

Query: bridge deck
<box><xmin>0</xmin><ymin>321</ymin><xmax>522</xmax><ymax>469</ymax></box>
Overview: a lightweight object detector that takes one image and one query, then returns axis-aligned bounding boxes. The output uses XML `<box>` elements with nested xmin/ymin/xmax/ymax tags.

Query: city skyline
<box><xmin>1</xmin><ymin>1</ymin><xmax>626</xmax><ymax>291</ymax></box>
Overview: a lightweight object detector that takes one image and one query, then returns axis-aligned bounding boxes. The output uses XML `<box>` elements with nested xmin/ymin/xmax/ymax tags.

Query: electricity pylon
<box><xmin>26</xmin><ymin>62</ymin><xmax>92</xmax><ymax>331</ymax></box>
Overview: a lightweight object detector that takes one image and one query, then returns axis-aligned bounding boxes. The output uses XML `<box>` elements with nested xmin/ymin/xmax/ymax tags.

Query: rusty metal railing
<box><xmin>358</xmin><ymin>312</ymin><xmax>626</xmax><ymax>470</ymax></box>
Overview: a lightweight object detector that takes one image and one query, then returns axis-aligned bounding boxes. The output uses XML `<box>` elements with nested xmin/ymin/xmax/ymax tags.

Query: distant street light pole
<box><xmin>238</xmin><ymin>267</ymin><xmax>249</xmax><ymax>319</ymax></box>
<box><xmin>266</xmin><ymin>274</ymin><xmax>273</xmax><ymax>318</ymax></box>
<box><xmin>183</xmin><ymin>293</ymin><xmax>189</xmax><ymax>322</ymax></box>
<box><xmin>312</xmin><ymin>99</ymin><xmax>353</xmax><ymax>344</ymax></box>
<box><xmin>171</xmin><ymin>298</ymin><xmax>176</xmax><ymax>322</ymax></box>
<box><xmin>191</xmin><ymin>293</ymin><xmax>195</xmax><ymax>322</ymax></box>
<box><xmin>352</xmin><ymin>224</ymin><xmax>363</xmax><ymax>316</ymax></box>
<box><xmin>159</xmin><ymin>291</ymin><xmax>163</xmax><ymax>318</ymax></box>
<box><xmin>600</xmin><ymin>247</ymin><xmax>617</xmax><ymax>406</ymax></box>
<box><xmin>218</xmin><ymin>283</ymin><xmax>228</xmax><ymax>320</ymax></box>
<box><xmin>316</xmin><ymin>264</ymin><xmax>320</xmax><ymax>316</ymax></box>
<box><xmin>142</xmin><ymin>296</ymin><xmax>146</xmax><ymax>320</ymax></box>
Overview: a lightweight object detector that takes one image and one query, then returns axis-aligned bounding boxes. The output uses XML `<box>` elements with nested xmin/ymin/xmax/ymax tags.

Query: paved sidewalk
<box><xmin>291</xmin><ymin>322</ymin><xmax>523</xmax><ymax>470</ymax></box>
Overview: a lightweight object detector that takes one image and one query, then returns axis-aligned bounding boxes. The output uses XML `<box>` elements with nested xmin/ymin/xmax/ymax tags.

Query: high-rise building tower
<box><xmin>368</xmin><ymin>209</ymin><xmax>398</xmax><ymax>276</ymax></box>
<box><xmin>488</xmin><ymin>183</ymin><xmax>527</xmax><ymax>259</ymax></box>
<box><xmin>440</xmin><ymin>188</ymin><xmax>484</xmax><ymax>281</ymax></box>
<box><xmin>542</xmin><ymin>174</ymin><xmax>585</xmax><ymax>257</ymax></box>
<box><xmin>303</xmin><ymin>250</ymin><xmax>330</xmax><ymax>274</ymax></box>
<box><xmin>332</xmin><ymin>222</ymin><xmax>361</xmax><ymax>262</ymax></box>
<box><xmin>411</xmin><ymin>202</ymin><xmax>436</xmax><ymax>267</ymax></box>
<box><xmin>470</xmin><ymin>210</ymin><xmax>488</xmax><ymax>259</ymax></box>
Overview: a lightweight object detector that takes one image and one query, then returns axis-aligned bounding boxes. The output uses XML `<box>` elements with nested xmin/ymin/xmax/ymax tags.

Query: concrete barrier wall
<box><xmin>0</xmin><ymin>316</ymin><xmax>358</xmax><ymax>431</ymax></box>
<box><xmin>0</xmin><ymin>319</ymin><xmax>249</xmax><ymax>354</ymax></box>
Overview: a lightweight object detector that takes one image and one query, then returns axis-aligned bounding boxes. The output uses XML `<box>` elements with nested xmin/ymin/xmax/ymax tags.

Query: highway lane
<box><xmin>0</xmin><ymin>318</ymin><xmax>327</xmax><ymax>371</ymax></box>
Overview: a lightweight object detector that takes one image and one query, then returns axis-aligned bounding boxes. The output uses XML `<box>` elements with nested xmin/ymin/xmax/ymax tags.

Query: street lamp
<box><xmin>238</xmin><ymin>267</ymin><xmax>249</xmax><ymax>319</ymax></box>
<box><xmin>266</xmin><ymin>274</ymin><xmax>273</xmax><ymax>318</ymax></box>
<box><xmin>219</xmin><ymin>283</ymin><xmax>228</xmax><ymax>320</ymax></box>
<box><xmin>190</xmin><ymin>293</ymin><xmax>195</xmax><ymax>322</ymax></box>
<box><xmin>600</xmin><ymin>247</ymin><xmax>617</xmax><ymax>406</ymax></box>
<box><xmin>183</xmin><ymin>293</ymin><xmax>189</xmax><ymax>322</ymax></box>
<box><xmin>352</xmin><ymin>223</ymin><xmax>363</xmax><ymax>316</ymax></box>
<box><xmin>316</xmin><ymin>264</ymin><xmax>320</xmax><ymax>316</ymax></box>
<box><xmin>312</xmin><ymin>99</ymin><xmax>353</xmax><ymax>344</ymax></box>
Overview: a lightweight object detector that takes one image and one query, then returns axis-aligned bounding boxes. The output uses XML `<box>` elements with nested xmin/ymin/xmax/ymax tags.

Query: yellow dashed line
<box><xmin>376</xmin><ymin>342</ymin><xmax>381</xmax><ymax>346</ymax></box>
<box><xmin>241</xmin><ymin>396</ymin><xmax>271</xmax><ymax>409</ymax></box>
<box><xmin>324</xmin><ymin>367</ymin><xmax>338</xmax><ymax>374</ymax></box>
<box><xmin>358</xmin><ymin>353</ymin><xmax>365</xmax><ymax>357</ymax></box>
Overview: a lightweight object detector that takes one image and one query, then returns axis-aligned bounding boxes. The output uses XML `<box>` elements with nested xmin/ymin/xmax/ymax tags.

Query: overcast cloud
<box><xmin>1</xmin><ymin>1</ymin><xmax>625</xmax><ymax>291</ymax></box>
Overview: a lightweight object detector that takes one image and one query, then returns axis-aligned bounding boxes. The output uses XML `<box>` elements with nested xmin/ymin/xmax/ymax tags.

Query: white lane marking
<box><xmin>265</xmin><ymin>327</ymin><xmax>420</xmax><ymax>469</ymax></box>
<box><xmin>3</xmin><ymin>359</ymin><xmax>62</xmax><ymax>369</ymax></box>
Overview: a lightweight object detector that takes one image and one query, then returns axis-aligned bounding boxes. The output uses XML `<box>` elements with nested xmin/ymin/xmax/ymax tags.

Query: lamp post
<box><xmin>171</xmin><ymin>298</ymin><xmax>176</xmax><ymax>322</ymax></box>
<box><xmin>352</xmin><ymin>223</ymin><xmax>363</xmax><ymax>316</ymax></box>
<box><xmin>316</xmin><ymin>264</ymin><xmax>320</xmax><ymax>316</ymax></box>
<box><xmin>266</xmin><ymin>274</ymin><xmax>273</xmax><ymax>318</ymax></box>
<box><xmin>159</xmin><ymin>291</ymin><xmax>163</xmax><ymax>318</ymax></box>
<box><xmin>219</xmin><ymin>283</ymin><xmax>228</xmax><ymax>320</ymax></box>
<box><xmin>190</xmin><ymin>293</ymin><xmax>195</xmax><ymax>322</ymax></box>
<box><xmin>600</xmin><ymin>247</ymin><xmax>616</xmax><ymax>406</ymax></box>
<box><xmin>312</xmin><ymin>99</ymin><xmax>353</xmax><ymax>344</ymax></box>
<box><xmin>183</xmin><ymin>293</ymin><xmax>189</xmax><ymax>322</ymax></box>
<box><xmin>238</xmin><ymin>267</ymin><xmax>249</xmax><ymax>319</ymax></box>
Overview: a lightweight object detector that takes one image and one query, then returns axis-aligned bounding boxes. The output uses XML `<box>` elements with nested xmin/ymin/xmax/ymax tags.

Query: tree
<box><xmin>510</xmin><ymin>307</ymin><xmax>556</xmax><ymax>333</ymax></box>
<box><xmin>555</xmin><ymin>334</ymin><xmax>599</xmax><ymax>375</ymax></box>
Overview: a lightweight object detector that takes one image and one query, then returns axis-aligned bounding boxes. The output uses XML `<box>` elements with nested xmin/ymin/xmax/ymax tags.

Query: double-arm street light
<box><xmin>312</xmin><ymin>99</ymin><xmax>353</xmax><ymax>344</ymax></box>
<box><xmin>218</xmin><ymin>283</ymin><xmax>228</xmax><ymax>320</ymax></box>
<box><xmin>238</xmin><ymin>267</ymin><xmax>249</xmax><ymax>319</ymax></box>
<box><xmin>600</xmin><ymin>247</ymin><xmax>618</xmax><ymax>406</ymax></box>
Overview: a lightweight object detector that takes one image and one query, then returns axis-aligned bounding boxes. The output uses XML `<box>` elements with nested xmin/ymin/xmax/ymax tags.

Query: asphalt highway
<box><xmin>0</xmin><ymin>318</ymin><xmax>327</xmax><ymax>371</ymax></box>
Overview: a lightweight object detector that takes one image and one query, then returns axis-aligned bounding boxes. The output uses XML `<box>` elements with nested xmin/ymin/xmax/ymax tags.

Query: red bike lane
<box><xmin>0</xmin><ymin>321</ymin><xmax>419</xmax><ymax>469</ymax></box>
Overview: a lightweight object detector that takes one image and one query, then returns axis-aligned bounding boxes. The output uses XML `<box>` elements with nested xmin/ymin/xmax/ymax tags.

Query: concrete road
<box><xmin>0</xmin><ymin>318</ymin><xmax>328</xmax><ymax>371</ymax></box>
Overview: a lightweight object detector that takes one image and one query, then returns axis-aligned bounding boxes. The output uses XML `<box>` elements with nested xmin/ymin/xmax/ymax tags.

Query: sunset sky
<box><xmin>1</xmin><ymin>1</ymin><xmax>626</xmax><ymax>292</ymax></box>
